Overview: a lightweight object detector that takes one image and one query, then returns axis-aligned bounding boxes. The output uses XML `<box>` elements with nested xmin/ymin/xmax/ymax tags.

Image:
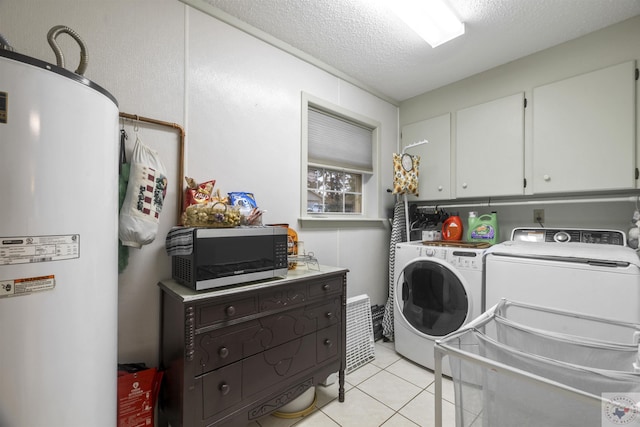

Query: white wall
<box><xmin>1</xmin><ymin>0</ymin><xmax>398</xmax><ymax>368</ymax></box>
<box><xmin>400</xmin><ymin>16</ymin><xmax>640</xmax><ymax>239</ymax></box>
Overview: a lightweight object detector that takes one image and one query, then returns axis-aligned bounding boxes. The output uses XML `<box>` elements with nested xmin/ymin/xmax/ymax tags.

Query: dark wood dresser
<box><xmin>157</xmin><ymin>266</ymin><xmax>347</xmax><ymax>426</ymax></box>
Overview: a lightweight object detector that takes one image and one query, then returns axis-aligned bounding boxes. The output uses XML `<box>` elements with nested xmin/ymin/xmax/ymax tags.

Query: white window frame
<box><xmin>300</xmin><ymin>92</ymin><xmax>383</xmax><ymax>224</ymax></box>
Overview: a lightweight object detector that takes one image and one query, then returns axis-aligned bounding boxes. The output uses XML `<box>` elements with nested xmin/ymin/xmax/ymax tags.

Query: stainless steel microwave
<box><xmin>170</xmin><ymin>226</ymin><xmax>289</xmax><ymax>290</ymax></box>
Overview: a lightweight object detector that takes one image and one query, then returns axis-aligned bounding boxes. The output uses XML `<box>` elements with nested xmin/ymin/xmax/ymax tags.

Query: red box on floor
<box><xmin>117</xmin><ymin>367</ymin><xmax>163</xmax><ymax>427</ymax></box>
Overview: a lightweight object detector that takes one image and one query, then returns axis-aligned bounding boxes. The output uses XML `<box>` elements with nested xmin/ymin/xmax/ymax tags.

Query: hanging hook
<box><xmin>119</xmin><ymin>128</ymin><xmax>128</xmax><ymax>174</ymax></box>
<box><xmin>133</xmin><ymin>115</ymin><xmax>140</xmax><ymax>133</ymax></box>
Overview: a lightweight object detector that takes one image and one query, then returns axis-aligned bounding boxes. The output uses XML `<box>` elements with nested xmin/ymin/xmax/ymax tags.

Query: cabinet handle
<box><xmin>225</xmin><ymin>306</ymin><xmax>236</xmax><ymax>316</ymax></box>
<box><xmin>543</xmin><ymin>174</ymin><xmax>551</xmax><ymax>182</ymax></box>
<box><xmin>324</xmin><ymin>339</ymin><xmax>332</xmax><ymax>347</ymax></box>
<box><xmin>438</xmin><ymin>186</ymin><xmax>443</xmax><ymax>191</ymax></box>
<box><xmin>325</xmin><ymin>312</ymin><xmax>333</xmax><ymax>319</ymax></box>
<box><xmin>219</xmin><ymin>383</ymin><xmax>230</xmax><ymax>395</ymax></box>
<box><xmin>322</xmin><ymin>284</ymin><xmax>330</xmax><ymax>291</ymax></box>
<box><xmin>462</xmin><ymin>183</ymin><xmax>468</xmax><ymax>189</ymax></box>
<box><xmin>218</xmin><ymin>347</ymin><xmax>229</xmax><ymax>358</ymax></box>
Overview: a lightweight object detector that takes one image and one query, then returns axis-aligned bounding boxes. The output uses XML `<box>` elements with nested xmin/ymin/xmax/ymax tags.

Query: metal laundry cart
<box><xmin>434</xmin><ymin>299</ymin><xmax>640</xmax><ymax>427</ymax></box>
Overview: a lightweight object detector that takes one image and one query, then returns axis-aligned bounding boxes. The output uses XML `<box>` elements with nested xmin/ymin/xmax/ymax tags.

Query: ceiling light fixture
<box><xmin>387</xmin><ymin>0</ymin><xmax>465</xmax><ymax>48</ymax></box>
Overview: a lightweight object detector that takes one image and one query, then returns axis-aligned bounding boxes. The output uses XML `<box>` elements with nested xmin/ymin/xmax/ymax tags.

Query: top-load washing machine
<box><xmin>484</xmin><ymin>228</ymin><xmax>640</xmax><ymax>341</ymax></box>
<box><xmin>394</xmin><ymin>241</ymin><xmax>485</xmax><ymax>376</ymax></box>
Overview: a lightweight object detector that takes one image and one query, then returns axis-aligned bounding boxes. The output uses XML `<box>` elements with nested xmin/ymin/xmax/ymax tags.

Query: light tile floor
<box><xmin>249</xmin><ymin>340</ymin><xmax>458</xmax><ymax>427</ymax></box>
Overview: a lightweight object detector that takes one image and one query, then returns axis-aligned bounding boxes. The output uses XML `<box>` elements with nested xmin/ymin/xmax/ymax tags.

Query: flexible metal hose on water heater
<box><xmin>47</xmin><ymin>25</ymin><xmax>88</xmax><ymax>75</ymax></box>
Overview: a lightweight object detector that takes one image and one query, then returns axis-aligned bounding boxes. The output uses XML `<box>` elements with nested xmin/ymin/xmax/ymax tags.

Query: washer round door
<box><xmin>395</xmin><ymin>258</ymin><xmax>471</xmax><ymax>337</ymax></box>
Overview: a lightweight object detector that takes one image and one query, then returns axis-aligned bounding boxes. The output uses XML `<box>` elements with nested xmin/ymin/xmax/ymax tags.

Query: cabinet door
<box><xmin>401</xmin><ymin>113</ymin><xmax>451</xmax><ymax>200</ymax></box>
<box><xmin>456</xmin><ymin>93</ymin><xmax>525</xmax><ymax>198</ymax></box>
<box><xmin>532</xmin><ymin>61</ymin><xmax>636</xmax><ymax>194</ymax></box>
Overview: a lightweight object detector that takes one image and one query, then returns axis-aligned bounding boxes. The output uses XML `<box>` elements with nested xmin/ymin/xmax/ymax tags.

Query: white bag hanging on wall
<box><xmin>119</xmin><ymin>136</ymin><xmax>168</xmax><ymax>248</ymax></box>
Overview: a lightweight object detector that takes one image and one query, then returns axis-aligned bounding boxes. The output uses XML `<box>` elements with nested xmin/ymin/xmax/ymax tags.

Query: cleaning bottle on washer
<box><xmin>467</xmin><ymin>211</ymin><xmax>499</xmax><ymax>244</ymax></box>
<box><xmin>442</xmin><ymin>213</ymin><xmax>463</xmax><ymax>241</ymax></box>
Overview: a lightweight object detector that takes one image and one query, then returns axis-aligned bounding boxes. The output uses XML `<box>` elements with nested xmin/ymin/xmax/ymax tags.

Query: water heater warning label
<box><xmin>0</xmin><ymin>234</ymin><xmax>80</xmax><ymax>265</ymax></box>
<box><xmin>0</xmin><ymin>275</ymin><xmax>55</xmax><ymax>298</ymax></box>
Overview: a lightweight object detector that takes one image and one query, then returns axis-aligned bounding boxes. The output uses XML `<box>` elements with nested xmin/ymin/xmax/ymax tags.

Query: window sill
<box><xmin>299</xmin><ymin>216</ymin><xmax>389</xmax><ymax>228</ymax></box>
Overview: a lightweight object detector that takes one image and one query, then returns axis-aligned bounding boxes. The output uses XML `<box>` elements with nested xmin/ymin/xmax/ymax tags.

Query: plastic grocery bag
<box><xmin>119</xmin><ymin>136</ymin><xmax>168</xmax><ymax>248</ymax></box>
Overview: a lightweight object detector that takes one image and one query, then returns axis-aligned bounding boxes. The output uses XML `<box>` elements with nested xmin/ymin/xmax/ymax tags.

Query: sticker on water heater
<box><xmin>0</xmin><ymin>275</ymin><xmax>55</xmax><ymax>298</ymax></box>
<box><xmin>0</xmin><ymin>234</ymin><xmax>79</xmax><ymax>265</ymax></box>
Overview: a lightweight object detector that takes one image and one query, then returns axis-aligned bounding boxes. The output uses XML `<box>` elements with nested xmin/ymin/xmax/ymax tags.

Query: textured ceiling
<box><xmin>199</xmin><ymin>0</ymin><xmax>640</xmax><ymax>102</ymax></box>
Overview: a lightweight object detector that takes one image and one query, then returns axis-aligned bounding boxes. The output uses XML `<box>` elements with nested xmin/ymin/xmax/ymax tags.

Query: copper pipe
<box><xmin>119</xmin><ymin>112</ymin><xmax>185</xmax><ymax>225</ymax></box>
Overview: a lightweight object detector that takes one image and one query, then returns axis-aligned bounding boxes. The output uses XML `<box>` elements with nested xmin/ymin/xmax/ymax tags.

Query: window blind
<box><xmin>308</xmin><ymin>107</ymin><xmax>373</xmax><ymax>173</ymax></box>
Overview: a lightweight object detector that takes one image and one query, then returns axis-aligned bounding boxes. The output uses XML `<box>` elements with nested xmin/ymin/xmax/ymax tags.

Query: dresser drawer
<box><xmin>317</xmin><ymin>324</ymin><xmax>339</xmax><ymax>363</ymax></box>
<box><xmin>195</xmin><ymin>323</ymin><xmax>262</xmax><ymax>375</ymax></box>
<box><xmin>242</xmin><ymin>333</ymin><xmax>317</xmax><ymax>397</ymax></box>
<box><xmin>305</xmin><ymin>298</ymin><xmax>341</xmax><ymax>331</ymax></box>
<box><xmin>196</xmin><ymin>296</ymin><xmax>258</xmax><ymax>328</ymax></box>
<box><xmin>258</xmin><ymin>283</ymin><xmax>308</xmax><ymax>311</ymax></box>
<box><xmin>200</xmin><ymin>361</ymin><xmax>243</xmax><ymax>419</ymax></box>
<box><xmin>308</xmin><ymin>276</ymin><xmax>342</xmax><ymax>297</ymax></box>
<box><xmin>196</xmin><ymin>301</ymin><xmax>337</xmax><ymax>375</ymax></box>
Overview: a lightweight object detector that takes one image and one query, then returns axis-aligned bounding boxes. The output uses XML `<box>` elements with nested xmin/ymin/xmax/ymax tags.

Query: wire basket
<box><xmin>434</xmin><ymin>299</ymin><xmax>640</xmax><ymax>427</ymax></box>
<box><xmin>346</xmin><ymin>294</ymin><xmax>376</xmax><ymax>373</ymax></box>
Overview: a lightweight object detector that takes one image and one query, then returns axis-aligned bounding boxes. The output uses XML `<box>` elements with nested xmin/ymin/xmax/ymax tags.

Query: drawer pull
<box><xmin>219</xmin><ymin>383</ymin><xmax>230</xmax><ymax>395</ymax></box>
<box><xmin>225</xmin><ymin>306</ymin><xmax>236</xmax><ymax>316</ymax></box>
<box><xmin>324</xmin><ymin>339</ymin><xmax>332</xmax><ymax>347</ymax></box>
<box><xmin>325</xmin><ymin>312</ymin><xmax>333</xmax><ymax>319</ymax></box>
<box><xmin>322</xmin><ymin>284</ymin><xmax>331</xmax><ymax>291</ymax></box>
<box><xmin>218</xmin><ymin>347</ymin><xmax>229</xmax><ymax>358</ymax></box>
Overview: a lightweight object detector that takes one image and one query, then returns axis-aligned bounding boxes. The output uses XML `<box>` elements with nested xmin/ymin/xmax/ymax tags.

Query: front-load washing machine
<box><xmin>484</xmin><ymin>228</ymin><xmax>640</xmax><ymax>342</ymax></box>
<box><xmin>394</xmin><ymin>242</ymin><xmax>485</xmax><ymax>376</ymax></box>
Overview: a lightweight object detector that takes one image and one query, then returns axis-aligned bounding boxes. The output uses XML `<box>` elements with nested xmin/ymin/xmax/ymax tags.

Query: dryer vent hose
<box><xmin>0</xmin><ymin>33</ymin><xmax>15</xmax><ymax>52</ymax></box>
<box><xmin>47</xmin><ymin>25</ymin><xmax>88</xmax><ymax>75</ymax></box>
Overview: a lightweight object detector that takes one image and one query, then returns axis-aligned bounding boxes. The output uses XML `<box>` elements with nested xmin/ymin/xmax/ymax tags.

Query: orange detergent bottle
<box><xmin>442</xmin><ymin>213</ymin><xmax>463</xmax><ymax>241</ymax></box>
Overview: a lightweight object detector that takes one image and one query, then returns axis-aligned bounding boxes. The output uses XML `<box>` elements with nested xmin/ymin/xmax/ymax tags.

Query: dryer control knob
<box><xmin>424</xmin><ymin>248</ymin><xmax>435</xmax><ymax>257</ymax></box>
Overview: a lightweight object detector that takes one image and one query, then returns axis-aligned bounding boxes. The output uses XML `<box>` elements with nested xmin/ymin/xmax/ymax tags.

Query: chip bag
<box><xmin>184</xmin><ymin>177</ymin><xmax>216</xmax><ymax>210</ymax></box>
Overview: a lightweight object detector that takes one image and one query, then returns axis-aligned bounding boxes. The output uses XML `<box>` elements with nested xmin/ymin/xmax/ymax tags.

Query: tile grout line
<box><xmin>258</xmin><ymin>343</ymin><xmax>457</xmax><ymax>427</ymax></box>
<box><xmin>339</xmin><ymin>361</ymin><xmax>432</xmax><ymax>425</ymax></box>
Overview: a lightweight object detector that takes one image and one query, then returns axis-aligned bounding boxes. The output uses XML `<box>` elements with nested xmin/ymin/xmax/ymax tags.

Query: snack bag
<box><xmin>119</xmin><ymin>137</ymin><xmax>168</xmax><ymax>248</ymax></box>
<box><xmin>184</xmin><ymin>177</ymin><xmax>216</xmax><ymax>210</ymax></box>
<box><xmin>228</xmin><ymin>192</ymin><xmax>262</xmax><ymax>225</ymax></box>
<box><xmin>228</xmin><ymin>192</ymin><xmax>257</xmax><ymax>210</ymax></box>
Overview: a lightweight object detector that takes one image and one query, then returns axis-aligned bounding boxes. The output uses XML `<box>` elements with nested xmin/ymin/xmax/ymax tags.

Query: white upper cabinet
<box><xmin>455</xmin><ymin>93</ymin><xmax>525</xmax><ymax>198</ymax></box>
<box><xmin>532</xmin><ymin>61</ymin><xmax>637</xmax><ymax>194</ymax></box>
<box><xmin>401</xmin><ymin>113</ymin><xmax>451</xmax><ymax>200</ymax></box>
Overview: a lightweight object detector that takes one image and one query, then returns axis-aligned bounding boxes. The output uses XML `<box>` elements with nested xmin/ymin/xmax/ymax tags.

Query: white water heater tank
<box><xmin>0</xmin><ymin>49</ymin><xmax>119</xmax><ymax>426</ymax></box>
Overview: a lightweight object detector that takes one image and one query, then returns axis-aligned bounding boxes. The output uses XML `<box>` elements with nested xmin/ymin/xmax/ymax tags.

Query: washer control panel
<box><xmin>447</xmin><ymin>250</ymin><xmax>483</xmax><ymax>270</ymax></box>
<box><xmin>419</xmin><ymin>246</ymin><xmax>447</xmax><ymax>260</ymax></box>
<box><xmin>511</xmin><ymin>227</ymin><xmax>626</xmax><ymax>246</ymax></box>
